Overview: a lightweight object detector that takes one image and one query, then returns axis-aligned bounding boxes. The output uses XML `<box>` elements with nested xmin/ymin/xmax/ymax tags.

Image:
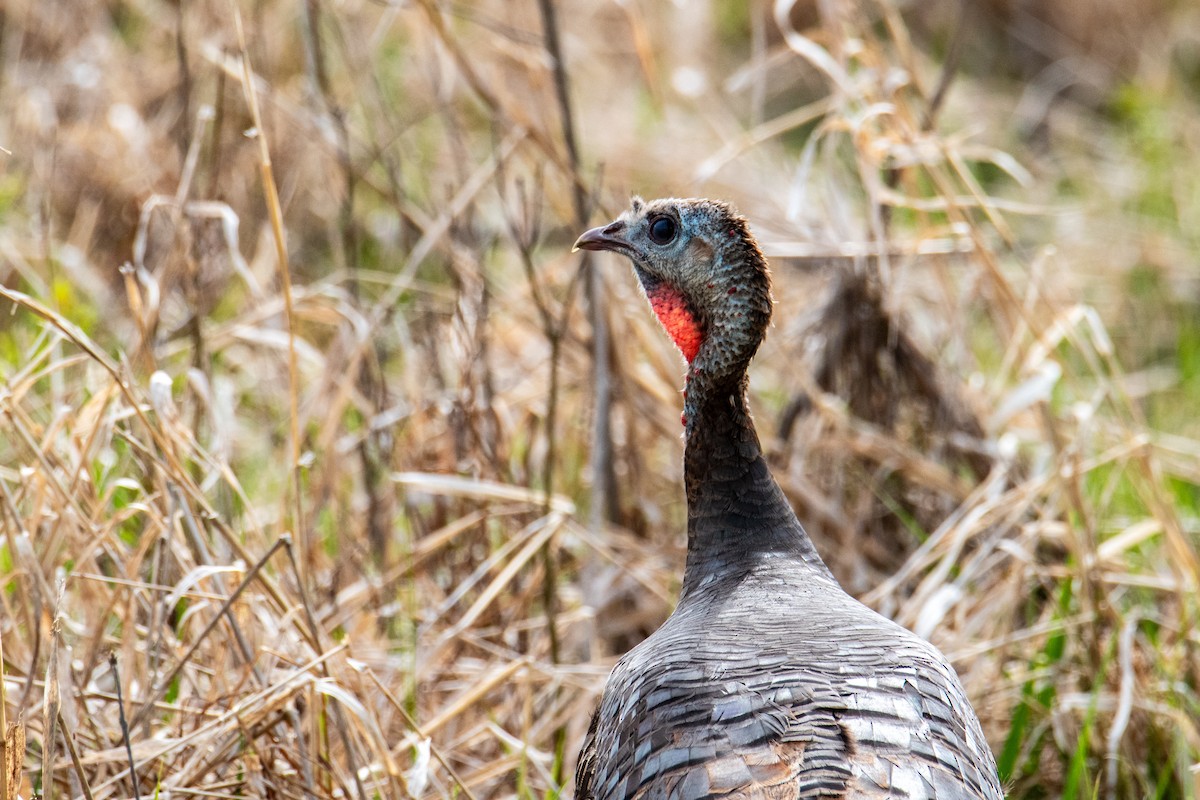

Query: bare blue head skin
<box><xmin>574</xmin><ymin>197</ymin><xmax>772</xmax><ymax>436</ymax></box>
<box><xmin>576</xmin><ymin>197</ymin><xmax>832</xmax><ymax>589</ymax></box>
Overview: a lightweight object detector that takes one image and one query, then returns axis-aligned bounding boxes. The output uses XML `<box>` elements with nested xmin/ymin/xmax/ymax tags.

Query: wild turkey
<box><xmin>572</xmin><ymin>198</ymin><xmax>1003</xmax><ymax>800</ymax></box>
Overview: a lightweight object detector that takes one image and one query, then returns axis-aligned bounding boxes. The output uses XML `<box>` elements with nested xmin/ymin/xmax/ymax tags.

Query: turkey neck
<box><xmin>680</xmin><ymin>369</ymin><xmax>832</xmax><ymax>599</ymax></box>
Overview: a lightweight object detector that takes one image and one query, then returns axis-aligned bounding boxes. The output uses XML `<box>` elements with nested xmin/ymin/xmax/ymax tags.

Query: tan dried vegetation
<box><xmin>1</xmin><ymin>0</ymin><xmax>1199</xmax><ymax>798</ymax></box>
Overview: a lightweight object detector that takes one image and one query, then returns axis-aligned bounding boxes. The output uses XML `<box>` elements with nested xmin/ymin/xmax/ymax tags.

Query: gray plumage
<box><xmin>573</xmin><ymin>198</ymin><xmax>1004</xmax><ymax>800</ymax></box>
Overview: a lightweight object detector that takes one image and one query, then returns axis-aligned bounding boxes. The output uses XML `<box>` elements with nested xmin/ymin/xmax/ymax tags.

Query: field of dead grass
<box><xmin>2</xmin><ymin>0</ymin><xmax>1199</xmax><ymax>798</ymax></box>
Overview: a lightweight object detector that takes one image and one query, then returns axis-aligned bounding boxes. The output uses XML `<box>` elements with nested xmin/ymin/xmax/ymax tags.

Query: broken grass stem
<box><xmin>128</xmin><ymin>534</ymin><xmax>291</xmax><ymax>730</ymax></box>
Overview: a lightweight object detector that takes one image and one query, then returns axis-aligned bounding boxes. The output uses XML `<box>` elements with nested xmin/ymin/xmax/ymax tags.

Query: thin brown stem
<box><xmin>109</xmin><ymin>653</ymin><xmax>142</xmax><ymax>800</ymax></box>
<box><xmin>228</xmin><ymin>0</ymin><xmax>308</xmax><ymax>578</ymax></box>
<box><xmin>128</xmin><ymin>535</ymin><xmax>290</xmax><ymax>730</ymax></box>
<box><xmin>536</xmin><ymin>0</ymin><xmax>619</xmax><ymax>528</ymax></box>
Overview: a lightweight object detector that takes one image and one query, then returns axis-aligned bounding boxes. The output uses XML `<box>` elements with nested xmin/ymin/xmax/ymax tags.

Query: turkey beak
<box><xmin>573</xmin><ymin>222</ymin><xmax>625</xmax><ymax>254</ymax></box>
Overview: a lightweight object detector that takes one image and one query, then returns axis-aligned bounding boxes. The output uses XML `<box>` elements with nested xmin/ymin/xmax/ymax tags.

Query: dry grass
<box><xmin>1</xmin><ymin>0</ymin><xmax>1199</xmax><ymax>798</ymax></box>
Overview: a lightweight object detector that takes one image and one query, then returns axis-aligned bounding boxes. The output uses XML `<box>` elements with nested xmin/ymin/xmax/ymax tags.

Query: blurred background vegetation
<box><xmin>1</xmin><ymin>0</ymin><xmax>1199</xmax><ymax>798</ymax></box>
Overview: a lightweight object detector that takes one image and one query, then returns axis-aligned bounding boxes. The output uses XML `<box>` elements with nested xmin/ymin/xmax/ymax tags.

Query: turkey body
<box><xmin>573</xmin><ymin>198</ymin><xmax>1003</xmax><ymax>800</ymax></box>
<box><xmin>580</xmin><ymin>534</ymin><xmax>1002</xmax><ymax>800</ymax></box>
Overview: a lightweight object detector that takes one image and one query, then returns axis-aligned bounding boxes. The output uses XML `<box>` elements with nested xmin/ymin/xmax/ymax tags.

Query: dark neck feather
<box><xmin>680</xmin><ymin>356</ymin><xmax>832</xmax><ymax>599</ymax></box>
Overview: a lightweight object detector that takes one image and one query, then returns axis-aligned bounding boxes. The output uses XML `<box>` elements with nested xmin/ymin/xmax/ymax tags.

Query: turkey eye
<box><xmin>648</xmin><ymin>216</ymin><xmax>677</xmax><ymax>245</ymax></box>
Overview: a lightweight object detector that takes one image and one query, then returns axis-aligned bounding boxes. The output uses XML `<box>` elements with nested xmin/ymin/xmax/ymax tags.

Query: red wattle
<box><xmin>647</xmin><ymin>286</ymin><xmax>703</xmax><ymax>363</ymax></box>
